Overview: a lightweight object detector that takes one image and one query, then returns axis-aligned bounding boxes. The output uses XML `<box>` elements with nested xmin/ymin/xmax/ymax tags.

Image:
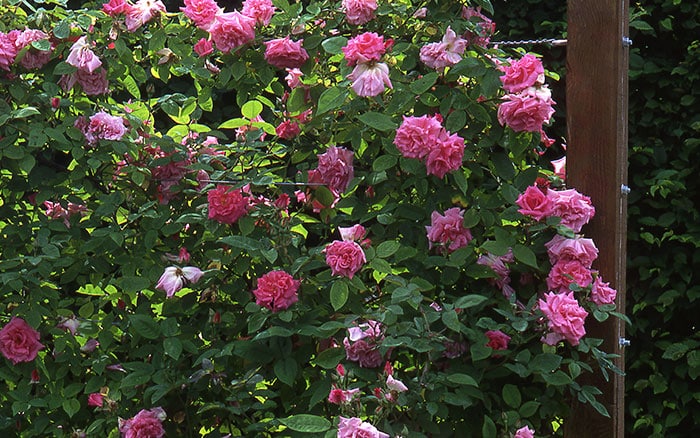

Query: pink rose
<box><xmin>241</xmin><ymin>0</ymin><xmax>276</xmax><ymax>26</ymax></box>
<box><xmin>194</xmin><ymin>38</ymin><xmax>214</xmax><ymax>57</ymax></box>
<box><xmin>547</xmin><ymin>188</ymin><xmax>596</xmax><ymax>233</ymax></box>
<box><xmin>156</xmin><ymin>266</ymin><xmax>204</xmax><ymax>297</ymax></box>
<box><xmin>338</xmin><ymin>224</ymin><xmax>366</xmax><ymax>243</ymax></box>
<box><xmin>497</xmin><ymin>87</ymin><xmax>555</xmax><ymax>133</ymax></box>
<box><xmin>425</xmin><ymin>131</ymin><xmax>465</xmax><ymax>178</ymax></box>
<box><xmin>316</xmin><ymin>146</ymin><xmax>354</xmax><ymax>194</ymax></box>
<box><xmin>80</xmin><ymin>111</ymin><xmax>127</xmax><ymax>146</ymax></box>
<box><xmin>386</xmin><ymin>374</ymin><xmax>408</xmax><ymax>392</ymax></box>
<box><xmin>500</xmin><ymin>53</ymin><xmax>545</xmax><ymax>93</ymax></box>
<box><xmin>394</xmin><ymin>114</ymin><xmax>444</xmax><ymax>160</ymax></box>
<box><xmin>0</xmin><ymin>31</ymin><xmax>20</xmax><ymax>71</ymax></box>
<box><xmin>103</xmin><ymin>0</ymin><xmax>133</xmax><ymax>16</ymax></box>
<box><xmin>0</xmin><ymin>317</ymin><xmax>44</xmax><ymax>364</ymax></box>
<box><xmin>264</xmin><ymin>36</ymin><xmax>309</xmax><ymax>69</ymax></box>
<box><xmin>551</xmin><ymin>156</ymin><xmax>566</xmax><ymax>180</ymax></box>
<box><xmin>546</xmin><ymin>259</ymin><xmax>593</xmax><ymax>293</ymax></box>
<box><xmin>14</xmin><ymin>29</ymin><xmax>52</xmax><ymax>70</ymax></box>
<box><xmin>207</xmin><ymin>185</ymin><xmax>250</xmax><ymax>224</ymax></box>
<box><xmin>275</xmin><ymin>120</ymin><xmax>300</xmax><ymax>139</ymax></box>
<box><xmin>516</xmin><ymin>185</ymin><xmax>553</xmax><ymax>221</ymax></box>
<box><xmin>285</xmin><ymin>67</ymin><xmax>303</xmax><ymax>88</ymax></box>
<box><xmin>347</xmin><ymin>320</ymin><xmax>382</xmax><ymax>341</ymax></box>
<box><xmin>538</xmin><ymin>291</ymin><xmax>588</xmax><ymax>346</ymax></box>
<box><xmin>337</xmin><ymin>416</ymin><xmax>389</xmax><ymax>438</ymax></box>
<box><xmin>327</xmin><ymin>386</ymin><xmax>359</xmax><ymax>404</ymax></box>
<box><xmin>324</xmin><ymin>240</ymin><xmax>366</xmax><ymax>278</ymax></box>
<box><xmin>66</xmin><ymin>36</ymin><xmax>102</xmax><ymax>73</ymax></box>
<box><xmin>590</xmin><ymin>275</ymin><xmax>617</xmax><ymax>306</ymax></box>
<box><xmin>514</xmin><ymin>425</ymin><xmax>535</xmax><ymax>438</ymax></box>
<box><xmin>252</xmin><ymin>270</ymin><xmax>300</xmax><ymax>312</ymax></box>
<box><xmin>348</xmin><ymin>62</ymin><xmax>392</xmax><ymax>97</ymax></box>
<box><xmin>118</xmin><ymin>407</ymin><xmax>166</xmax><ymax>438</ymax></box>
<box><xmin>75</xmin><ymin>68</ymin><xmax>110</xmax><ymax>95</ymax></box>
<box><xmin>343</xmin><ymin>338</ymin><xmax>383</xmax><ymax>368</ymax></box>
<box><xmin>342</xmin><ymin>32</ymin><xmax>386</xmax><ymax>66</ymax></box>
<box><xmin>341</xmin><ymin>0</ymin><xmax>377</xmax><ymax>25</ymax></box>
<box><xmin>426</xmin><ymin>207</ymin><xmax>473</xmax><ymax>253</ymax></box>
<box><xmin>87</xmin><ymin>392</ymin><xmax>104</xmax><ymax>407</ymax></box>
<box><xmin>545</xmin><ymin>234</ymin><xmax>598</xmax><ymax>267</ymax></box>
<box><xmin>181</xmin><ymin>0</ymin><xmax>220</xmax><ymax>29</ymax></box>
<box><xmin>485</xmin><ymin>330</ymin><xmax>511</xmax><ymax>350</ymax></box>
<box><xmin>419</xmin><ymin>27</ymin><xmax>467</xmax><ymax>69</ymax></box>
<box><xmin>125</xmin><ymin>0</ymin><xmax>166</xmax><ymax>32</ymax></box>
<box><xmin>209</xmin><ymin>11</ymin><xmax>256</xmax><ymax>54</ymax></box>
<box><xmin>462</xmin><ymin>6</ymin><xmax>496</xmax><ymax>47</ymax></box>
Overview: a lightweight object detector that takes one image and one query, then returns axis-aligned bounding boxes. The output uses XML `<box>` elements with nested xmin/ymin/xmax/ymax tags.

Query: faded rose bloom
<box><xmin>252</xmin><ymin>270</ymin><xmax>300</xmax><ymax>312</ymax></box>
<box><xmin>419</xmin><ymin>27</ymin><xmax>467</xmax><ymax>69</ymax></box>
<box><xmin>348</xmin><ymin>62</ymin><xmax>392</xmax><ymax>97</ymax></box>
<box><xmin>264</xmin><ymin>37</ymin><xmax>308</xmax><ymax>70</ymax></box>
<box><xmin>338</xmin><ymin>224</ymin><xmax>366</xmax><ymax>243</ymax></box>
<box><xmin>207</xmin><ymin>185</ymin><xmax>250</xmax><ymax>224</ymax></box>
<box><xmin>14</xmin><ymin>29</ymin><xmax>52</xmax><ymax>70</ymax></box>
<box><xmin>43</xmin><ymin>200</ymin><xmax>86</xmax><ymax>227</ymax></box>
<box><xmin>103</xmin><ymin>0</ymin><xmax>132</xmax><ymax>16</ymax></box>
<box><xmin>590</xmin><ymin>275</ymin><xmax>617</xmax><ymax>306</ymax></box>
<box><xmin>425</xmin><ymin>131</ymin><xmax>465</xmax><ymax>178</ymax></box>
<box><xmin>327</xmin><ymin>386</ymin><xmax>359</xmax><ymax>404</ymax></box>
<box><xmin>0</xmin><ymin>31</ymin><xmax>20</xmax><ymax>71</ymax></box>
<box><xmin>193</xmin><ymin>38</ymin><xmax>214</xmax><ymax>57</ymax></box>
<box><xmin>342</xmin><ymin>32</ymin><xmax>386</xmax><ymax>66</ymax></box>
<box><xmin>284</xmin><ymin>67</ymin><xmax>303</xmax><ymax>88</ymax></box>
<box><xmin>551</xmin><ymin>156</ymin><xmax>566</xmax><ymax>180</ymax></box>
<box><xmin>347</xmin><ymin>320</ymin><xmax>382</xmax><ymax>342</ymax></box>
<box><xmin>181</xmin><ymin>0</ymin><xmax>220</xmax><ymax>29</ymax></box>
<box><xmin>498</xmin><ymin>87</ymin><xmax>555</xmax><ymax>134</ymax></box>
<box><xmin>118</xmin><ymin>407</ymin><xmax>166</xmax><ymax>438</ymax></box>
<box><xmin>80</xmin><ymin>111</ymin><xmax>127</xmax><ymax>146</ymax></box>
<box><xmin>125</xmin><ymin>0</ymin><xmax>167</xmax><ymax>32</ymax></box>
<box><xmin>75</xmin><ymin>67</ymin><xmax>110</xmax><ymax>95</ymax></box>
<box><xmin>324</xmin><ymin>240</ymin><xmax>366</xmax><ymax>278</ymax></box>
<box><xmin>338</xmin><ymin>417</ymin><xmax>389</xmax><ymax>438</ymax></box>
<box><xmin>343</xmin><ymin>338</ymin><xmax>383</xmax><ymax>368</ymax></box>
<box><xmin>87</xmin><ymin>393</ymin><xmax>104</xmax><ymax>408</ymax></box>
<box><xmin>209</xmin><ymin>11</ymin><xmax>256</xmax><ymax>53</ymax></box>
<box><xmin>316</xmin><ymin>146</ymin><xmax>354</xmax><ymax>194</ymax></box>
<box><xmin>0</xmin><ymin>317</ymin><xmax>44</xmax><ymax>364</ymax></box>
<box><xmin>485</xmin><ymin>330</ymin><xmax>511</xmax><ymax>350</ymax></box>
<box><xmin>547</xmin><ymin>188</ymin><xmax>596</xmax><ymax>233</ymax></box>
<box><xmin>442</xmin><ymin>339</ymin><xmax>468</xmax><ymax>358</ymax></box>
<box><xmin>80</xmin><ymin>339</ymin><xmax>100</xmax><ymax>353</ymax></box>
<box><xmin>241</xmin><ymin>0</ymin><xmax>276</xmax><ymax>26</ymax></box>
<box><xmin>386</xmin><ymin>374</ymin><xmax>408</xmax><ymax>392</ymax></box>
<box><xmin>275</xmin><ymin>120</ymin><xmax>300</xmax><ymax>139</ymax></box>
<box><xmin>426</xmin><ymin>207</ymin><xmax>473</xmax><ymax>253</ymax></box>
<box><xmin>547</xmin><ymin>259</ymin><xmax>593</xmax><ymax>293</ymax></box>
<box><xmin>394</xmin><ymin>114</ymin><xmax>443</xmax><ymax>160</ymax></box>
<box><xmin>500</xmin><ymin>53</ymin><xmax>545</xmax><ymax>93</ymax></box>
<box><xmin>341</xmin><ymin>0</ymin><xmax>377</xmax><ymax>25</ymax></box>
<box><xmin>66</xmin><ymin>36</ymin><xmax>101</xmax><ymax>73</ymax></box>
<box><xmin>462</xmin><ymin>6</ymin><xmax>496</xmax><ymax>47</ymax></box>
<box><xmin>57</xmin><ymin>316</ymin><xmax>81</xmax><ymax>336</ymax></box>
<box><xmin>155</xmin><ymin>266</ymin><xmax>204</xmax><ymax>298</ymax></box>
<box><xmin>516</xmin><ymin>184</ymin><xmax>553</xmax><ymax>221</ymax></box>
<box><xmin>545</xmin><ymin>234</ymin><xmax>598</xmax><ymax>267</ymax></box>
<box><xmin>539</xmin><ymin>291</ymin><xmax>588</xmax><ymax>346</ymax></box>
<box><xmin>514</xmin><ymin>425</ymin><xmax>535</xmax><ymax>438</ymax></box>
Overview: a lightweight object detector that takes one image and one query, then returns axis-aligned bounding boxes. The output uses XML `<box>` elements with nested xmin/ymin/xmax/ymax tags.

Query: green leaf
<box><xmin>372</xmin><ymin>155</ymin><xmax>397</xmax><ymax>172</ymax></box>
<box><xmin>312</xmin><ymin>347</ymin><xmax>345</xmax><ymax>369</ymax></box>
<box><xmin>519</xmin><ymin>401</ymin><xmax>540</xmax><ymax>417</ymax></box>
<box><xmin>502</xmin><ymin>384</ymin><xmax>522</xmax><ymax>408</ymax></box>
<box><xmin>513</xmin><ymin>244</ymin><xmax>538</xmax><ymax>268</ymax></box>
<box><xmin>121</xmin><ymin>75</ymin><xmax>141</xmax><ymax>99</ymax></box>
<box><xmin>356</xmin><ymin>111</ymin><xmax>397</xmax><ymax>131</ymax></box>
<box><xmin>279</xmin><ymin>414</ymin><xmax>332</xmax><ymax>433</ymax></box>
<box><xmin>219</xmin><ymin>235</ymin><xmax>264</xmax><ymax>251</ymax></box>
<box><xmin>164</xmin><ymin>337</ymin><xmax>183</xmax><ymax>360</ymax></box>
<box><xmin>530</xmin><ymin>353</ymin><xmax>562</xmax><ymax>373</ymax></box>
<box><xmin>321</xmin><ymin>36</ymin><xmax>348</xmax><ymax>54</ymax></box>
<box><xmin>128</xmin><ymin>314</ymin><xmax>161</xmax><ymax>340</ymax></box>
<box><xmin>661</xmin><ymin>342</ymin><xmax>690</xmax><ymax>360</ymax></box>
<box><xmin>241</xmin><ymin>100</ymin><xmax>263</xmax><ymax>119</ymax></box>
<box><xmin>445</xmin><ymin>110</ymin><xmax>467</xmax><ymax>133</ymax></box>
<box><xmin>274</xmin><ymin>357</ymin><xmax>298</xmax><ymax>386</ymax></box>
<box><xmin>12</xmin><ymin>107</ymin><xmax>41</xmax><ymax>119</ymax></box>
<box><xmin>375</xmin><ymin>241</ymin><xmax>400</xmax><ymax>258</ymax></box>
<box><xmin>330</xmin><ymin>281</ymin><xmax>349</xmax><ymax>311</ymax></box>
<box><xmin>446</xmin><ymin>373</ymin><xmax>478</xmax><ymax>386</ymax></box>
<box><xmin>410</xmin><ymin>72</ymin><xmax>439</xmax><ymax>94</ymax></box>
<box><xmin>62</xmin><ymin>399</ymin><xmax>80</xmax><ymax>418</ymax></box>
<box><xmin>481</xmin><ymin>415</ymin><xmax>497</xmax><ymax>438</ymax></box>
<box><xmin>316</xmin><ymin>86</ymin><xmax>348</xmax><ymax>115</ymax></box>
<box><xmin>53</xmin><ymin>20</ymin><xmax>71</xmax><ymax>39</ymax></box>
<box><xmin>454</xmin><ymin>294</ymin><xmax>487</xmax><ymax>309</ymax></box>
<box><xmin>442</xmin><ymin>309</ymin><xmax>462</xmax><ymax>332</ymax></box>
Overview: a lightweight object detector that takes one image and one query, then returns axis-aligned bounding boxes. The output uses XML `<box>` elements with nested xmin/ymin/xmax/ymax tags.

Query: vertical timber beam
<box><xmin>565</xmin><ymin>1</ymin><xmax>629</xmax><ymax>437</ymax></box>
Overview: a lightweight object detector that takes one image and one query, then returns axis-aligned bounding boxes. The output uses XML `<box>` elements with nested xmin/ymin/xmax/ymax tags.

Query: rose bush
<box><xmin>0</xmin><ymin>0</ymin><xmax>625</xmax><ymax>436</ymax></box>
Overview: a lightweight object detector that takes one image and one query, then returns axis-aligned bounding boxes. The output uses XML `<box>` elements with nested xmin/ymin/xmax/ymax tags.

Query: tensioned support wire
<box><xmin>490</xmin><ymin>38</ymin><xmax>568</xmax><ymax>47</ymax></box>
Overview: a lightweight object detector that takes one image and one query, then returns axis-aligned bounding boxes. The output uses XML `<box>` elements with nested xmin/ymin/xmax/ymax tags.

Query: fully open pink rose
<box><xmin>539</xmin><ymin>291</ymin><xmax>588</xmax><ymax>346</ymax></box>
<box><xmin>425</xmin><ymin>131</ymin><xmax>465</xmax><ymax>178</ymax></box>
<box><xmin>394</xmin><ymin>114</ymin><xmax>443</xmax><ymax>160</ymax></box>
<box><xmin>341</xmin><ymin>0</ymin><xmax>377</xmax><ymax>25</ymax></box>
<box><xmin>316</xmin><ymin>146</ymin><xmax>354</xmax><ymax>194</ymax></box>
<box><xmin>241</xmin><ymin>0</ymin><xmax>276</xmax><ymax>26</ymax></box>
<box><xmin>547</xmin><ymin>259</ymin><xmax>593</xmax><ymax>293</ymax></box>
<box><xmin>156</xmin><ymin>266</ymin><xmax>204</xmax><ymax>297</ymax></box>
<box><xmin>500</xmin><ymin>53</ymin><xmax>545</xmax><ymax>93</ymax></box>
<box><xmin>207</xmin><ymin>185</ymin><xmax>249</xmax><ymax>224</ymax></box>
<box><xmin>79</xmin><ymin>111</ymin><xmax>127</xmax><ymax>146</ymax></box>
<box><xmin>497</xmin><ymin>87</ymin><xmax>555</xmax><ymax>133</ymax></box>
<box><xmin>514</xmin><ymin>425</ymin><xmax>535</xmax><ymax>438</ymax></box>
<box><xmin>209</xmin><ymin>11</ymin><xmax>256</xmax><ymax>53</ymax></box>
<box><xmin>324</xmin><ymin>240</ymin><xmax>366</xmax><ymax>278</ymax></box>
<box><xmin>419</xmin><ymin>27</ymin><xmax>467</xmax><ymax>70</ymax></box>
<box><xmin>348</xmin><ymin>62</ymin><xmax>392</xmax><ymax>97</ymax></box>
<box><xmin>66</xmin><ymin>36</ymin><xmax>102</xmax><ymax>72</ymax></box>
<box><xmin>426</xmin><ymin>207</ymin><xmax>473</xmax><ymax>253</ymax></box>
<box><xmin>338</xmin><ymin>416</ymin><xmax>389</xmax><ymax>438</ymax></box>
<box><xmin>485</xmin><ymin>330</ymin><xmax>511</xmax><ymax>350</ymax></box>
<box><xmin>0</xmin><ymin>31</ymin><xmax>20</xmax><ymax>71</ymax></box>
<box><xmin>75</xmin><ymin>67</ymin><xmax>110</xmax><ymax>95</ymax></box>
<box><xmin>181</xmin><ymin>0</ymin><xmax>220</xmax><ymax>29</ymax></box>
<box><xmin>516</xmin><ymin>184</ymin><xmax>553</xmax><ymax>221</ymax></box>
<box><xmin>264</xmin><ymin>36</ymin><xmax>309</xmax><ymax>69</ymax></box>
<box><xmin>547</xmin><ymin>188</ymin><xmax>596</xmax><ymax>232</ymax></box>
<box><xmin>545</xmin><ymin>234</ymin><xmax>598</xmax><ymax>267</ymax></box>
<box><xmin>590</xmin><ymin>275</ymin><xmax>617</xmax><ymax>305</ymax></box>
<box><xmin>252</xmin><ymin>270</ymin><xmax>300</xmax><ymax>312</ymax></box>
<box><xmin>342</xmin><ymin>32</ymin><xmax>386</xmax><ymax>66</ymax></box>
<box><xmin>119</xmin><ymin>407</ymin><xmax>166</xmax><ymax>438</ymax></box>
<box><xmin>15</xmin><ymin>29</ymin><xmax>52</xmax><ymax>70</ymax></box>
<box><xmin>0</xmin><ymin>317</ymin><xmax>44</xmax><ymax>364</ymax></box>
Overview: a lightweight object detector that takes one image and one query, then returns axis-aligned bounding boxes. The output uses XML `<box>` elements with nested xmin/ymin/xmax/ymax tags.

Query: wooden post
<box><xmin>564</xmin><ymin>0</ymin><xmax>628</xmax><ymax>437</ymax></box>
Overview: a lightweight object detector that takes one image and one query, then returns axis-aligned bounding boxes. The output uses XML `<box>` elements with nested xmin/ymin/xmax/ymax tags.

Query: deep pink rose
<box><xmin>327</xmin><ymin>387</ymin><xmax>359</xmax><ymax>404</ymax></box>
<box><xmin>252</xmin><ymin>270</ymin><xmax>300</xmax><ymax>312</ymax></box>
<box><xmin>419</xmin><ymin>27</ymin><xmax>467</xmax><ymax>69</ymax></box>
<box><xmin>500</xmin><ymin>53</ymin><xmax>545</xmax><ymax>93</ymax></box>
<box><xmin>0</xmin><ymin>317</ymin><xmax>44</xmax><ymax>364</ymax></box>
<box><xmin>348</xmin><ymin>62</ymin><xmax>392</xmax><ymax>97</ymax></box>
<box><xmin>538</xmin><ymin>291</ymin><xmax>588</xmax><ymax>346</ymax></box>
<box><xmin>324</xmin><ymin>240</ymin><xmax>366</xmax><ymax>278</ymax></box>
<box><xmin>264</xmin><ymin>36</ymin><xmax>309</xmax><ymax>69</ymax></box>
<box><xmin>545</xmin><ymin>234</ymin><xmax>598</xmax><ymax>267</ymax></box>
<box><xmin>497</xmin><ymin>87</ymin><xmax>555</xmax><ymax>133</ymax></box>
<box><xmin>275</xmin><ymin>120</ymin><xmax>301</xmax><ymax>139</ymax></box>
<box><xmin>87</xmin><ymin>392</ymin><xmax>104</xmax><ymax>407</ymax></box>
<box><xmin>547</xmin><ymin>188</ymin><xmax>596</xmax><ymax>233</ymax></box>
<box><xmin>14</xmin><ymin>29</ymin><xmax>52</xmax><ymax>70</ymax></box>
<box><xmin>119</xmin><ymin>407</ymin><xmax>166</xmax><ymax>438</ymax></box>
<box><xmin>394</xmin><ymin>114</ymin><xmax>444</xmax><ymax>160</ymax></box>
<box><xmin>426</xmin><ymin>207</ymin><xmax>473</xmax><ymax>253</ymax></box>
<box><xmin>209</xmin><ymin>11</ymin><xmax>256</xmax><ymax>53</ymax></box>
<box><xmin>181</xmin><ymin>0</ymin><xmax>220</xmax><ymax>29</ymax></box>
<box><xmin>516</xmin><ymin>185</ymin><xmax>553</xmax><ymax>221</ymax></box>
<box><xmin>547</xmin><ymin>259</ymin><xmax>593</xmax><ymax>293</ymax></box>
<box><xmin>590</xmin><ymin>275</ymin><xmax>617</xmax><ymax>306</ymax></box>
<box><xmin>241</xmin><ymin>0</ymin><xmax>276</xmax><ymax>26</ymax></box>
<box><xmin>425</xmin><ymin>131</ymin><xmax>465</xmax><ymax>178</ymax></box>
<box><xmin>485</xmin><ymin>330</ymin><xmax>511</xmax><ymax>350</ymax></box>
<box><xmin>66</xmin><ymin>36</ymin><xmax>102</xmax><ymax>73</ymax></box>
<box><xmin>75</xmin><ymin>68</ymin><xmax>110</xmax><ymax>95</ymax></box>
<box><xmin>103</xmin><ymin>0</ymin><xmax>133</xmax><ymax>16</ymax></box>
<box><xmin>514</xmin><ymin>425</ymin><xmax>535</xmax><ymax>438</ymax></box>
<box><xmin>316</xmin><ymin>146</ymin><xmax>354</xmax><ymax>194</ymax></box>
<box><xmin>338</xmin><ymin>416</ymin><xmax>389</xmax><ymax>438</ymax></box>
<box><xmin>341</xmin><ymin>0</ymin><xmax>377</xmax><ymax>25</ymax></box>
<box><xmin>342</xmin><ymin>32</ymin><xmax>386</xmax><ymax>66</ymax></box>
<box><xmin>0</xmin><ymin>31</ymin><xmax>20</xmax><ymax>71</ymax></box>
<box><xmin>193</xmin><ymin>38</ymin><xmax>214</xmax><ymax>57</ymax></box>
<box><xmin>207</xmin><ymin>185</ymin><xmax>250</xmax><ymax>224</ymax></box>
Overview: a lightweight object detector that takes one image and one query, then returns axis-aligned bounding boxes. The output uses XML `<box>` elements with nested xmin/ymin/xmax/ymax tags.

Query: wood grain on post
<box><xmin>564</xmin><ymin>0</ymin><xmax>629</xmax><ymax>437</ymax></box>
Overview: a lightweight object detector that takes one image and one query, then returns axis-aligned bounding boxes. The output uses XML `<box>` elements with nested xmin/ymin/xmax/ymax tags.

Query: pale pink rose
<box><xmin>497</xmin><ymin>88</ymin><xmax>555</xmax><ymax>133</ymax></box>
<box><xmin>66</xmin><ymin>36</ymin><xmax>102</xmax><ymax>73</ymax></box>
<box><xmin>43</xmin><ymin>200</ymin><xmax>86</xmax><ymax>227</ymax></box>
<box><xmin>393</xmin><ymin>114</ymin><xmax>443</xmax><ymax>160</ymax></box>
<box><xmin>156</xmin><ymin>266</ymin><xmax>204</xmax><ymax>297</ymax></box>
<box><xmin>264</xmin><ymin>36</ymin><xmax>309</xmax><ymax>69</ymax></box>
<box><xmin>419</xmin><ymin>27</ymin><xmax>467</xmax><ymax>69</ymax></box>
<box><xmin>0</xmin><ymin>31</ymin><xmax>20</xmax><ymax>71</ymax></box>
<box><xmin>241</xmin><ymin>0</ymin><xmax>276</xmax><ymax>26</ymax></box>
<box><xmin>252</xmin><ymin>270</ymin><xmax>300</xmax><ymax>312</ymax></box>
<box><xmin>462</xmin><ymin>6</ymin><xmax>496</xmax><ymax>47</ymax></box>
<box><xmin>75</xmin><ymin>68</ymin><xmax>110</xmax><ymax>95</ymax></box>
<box><xmin>0</xmin><ymin>317</ymin><xmax>44</xmax><ymax>364</ymax></box>
<box><xmin>194</xmin><ymin>38</ymin><xmax>214</xmax><ymax>57</ymax></box>
<box><xmin>547</xmin><ymin>259</ymin><xmax>593</xmax><ymax>293</ymax></box>
<box><xmin>324</xmin><ymin>240</ymin><xmax>366</xmax><ymax>278</ymax></box>
<box><xmin>342</xmin><ymin>32</ymin><xmax>386</xmax><ymax>66</ymax></box>
<box><xmin>338</xmin><ymin>224</ymin><xmax>366</xmax><ymax>243</ymax></box>
<box><xmin>386</xmin><ymin>374</ymin><xmax>408</xmax><ymax>392</ymax></box>
<box><xmin>327</xmin><ymin>386</ymin><xmax>359</xmax><ymax>404</ymax></box>
<box><xmin>514</xmin><ymin>425</ymin><xmax>535</xmax><ymax>438</ymax></box>
<box><xmin>103</xmin><ymin>0</ymin><xmax>133</xmax><ymax>16</ymax></box>
<box><xmin>348</xmin><ymin>62</ymin><xmax>392</xmax><ymax>97</ymax></box>
<box><xmin>337</xmin><ymin>417</ymin><xmax>389</xmax><ymax>438</ymax></box>
<box><xmin>539</xmin><ymin>291</ymin><xmax>588</xmax><ymax>346</ymax></box>
<box><xmin>207</xmin><ymin>185</ymin><xmax>250</xmax><ymax>224</ymax></box>
<box><xmin>516</xmin><ymin>185</ymin><xmax>553</xmax><ymax>221</ymax></box>
<box><xmin>341</xmin><ymin>0</ymin><xmax>377</xmax><ymax>25</ymax></box>
<box><xmin>551</xmin><ymin>156</ymin><xmax>566</xmax><ymax>180</ymax></box>
<box><xmin>500</xmin><ymin>53</ymin><xmax>545</xmax><ymax>93</ymax></box>
<box><xmin>545</xmin><ymin>234</ymin><xmax>598</xmax><ymax>267</ymax></box>
<box><xmin>209</xmin><ymin>11</ymin><xmax>256</xmax><ymax>53</ymax></box>
<box><xmin>87</xmin><ymin>392</ymin><xmax>104</xmax><ymax>407</ymax></box>
<box><xmin>316</xmin><ymin>146</ymin><xmax>354</xmax><ymax>194</ymax></box>
<box><xmin>347</xmin><ymin>320</ymin><xmax>382</xmax><ymax>341</ymax></box>
<box><xmin>14</xmin><ymin>29</ymin><xmax>52</xmax><ymax>70</ymax></box>
<box><xmin>426</xmin><ymin>207</ymin><xmax>473</xmax><ymax>253</ymax></box>
<box><xmin>547</xmin><ymin>188</ymin><xmax>596</xmax><ymax>233</ymax></box>
<box><xmin>181</xmin><ymin>0</ymin><xmax>220</xmax><ymax>29</ymax></box>
<box><xmin>80</xmin><ymin>111</ymin><xmax>127</xmax><ymax>146</ymax></box>
<box><xmin>57</xmin><ymin>316</ymin><xmax>81</xmax><ymax>336</ymax></box>
<box><xmin>477</xmin><ymin>250</ymin><xmax>515</xmax><ymax>298</ymax></box>
<box><xmin>425</xmin><ymin>131</ymin><xmax>465</xmax><ymax>178</ymax></box>
<box><xmin>275</xmin><ymin>120</ymin><xmax>300</xmax><ymax>139</ymax></box>
<box><xmin>485</xmin><ymin>330</ymin><xmax>511</xmax><ymax>350</ymax></box>
<box><xmin>285</xmin><ymin>67</ymin><xmax>303</xmax><ymax>88</ymax></box>
<box><xmin>125</xmin><ymin>0</ymin><xmax>167</xmax><ymax>32</ymax></box>
<box><xmin>118</xmin><ymin>407</ymin><xmax>166</xmax><ymax>438</ymax></box>
<box><xmin>590</xmin><ymin>275</ymin><xmax>617</xmax><ymax>306</ymax></box>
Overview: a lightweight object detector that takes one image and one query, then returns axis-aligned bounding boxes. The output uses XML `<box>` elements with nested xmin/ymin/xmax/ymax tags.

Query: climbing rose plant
<box><xmin>0</xmin><ymin>0</ymin><xmax>624</xmax><ymax>436</ymax></box>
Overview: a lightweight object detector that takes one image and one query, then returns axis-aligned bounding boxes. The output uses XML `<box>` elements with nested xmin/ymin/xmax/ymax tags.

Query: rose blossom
<box><xmin>0</xmin><ymin>317</ymin><xmax>44</xmax><ymax>364</ymax></box>
<box><xmin>337</xmin><ymin>416</ymin><xmax>389</xmax><ymax>438</ymax></box>
<box><xmin>590</xmin><ymin>275</ymin><xmax>617</xmax><ymax>306</ymax></box>
<box><xmin>87</xmin><ymin>393</ymin><xmax>104</xmax><ymax>408</ymax></box>
<box><xmin>315</xmin><ymin>146</ymin><xmax>354</xmax><ymax>194</ymax></box>
<box><xmin>485</xmin><ymin>330</ymin><xmax>511</xmax><ymax>350</ymax></box>
<box><xmin>538</xmin><ymin>291</ymin><xmax>588</xmax><ymax>346</ymax></box>
<box><xmin>341</xmin><ymin>0</ymin><xmax>377</xmax><ymax>25</ymax></box>
<box><xmin>547</xmin><ymin>188</ymin><xmax>596</xmax><ymax>233</ymax></box>
<box><xmin>155</xmin><ymin>266</ymin><xmax>204</xmax><ymax>297</ymax></box>
<box><xmin>498</xmin><ymin>87</ymin><xmax>555</xmax><ymax>134</ymax></box>
<box><xmin>348</xmin><ymin>62</ymin><xmax>392</xmax><ymax>97</ymax></box>
<box><xmin>241</xmin><ymin>0</ymin><xmax>276</xmax><ymax>26</ymax></box>
<box><xmin>551</xmin><ymin>156</ymin><xmax>566</xmax><ymax>180</ymax></box>
<box><xmin>514</xmin><ymin>425</ymin><xmax>535</xmax><ymax>438</ymax></box>
<box><xmin>546</xmin><ymin>259</ymin><xmax>593</xmax><ymax>293</ymax></box>
<box><xmin>342</xmin><ymin>32</ymin><xmax>386</xmax><ymax>66</ymax></box>
<box><xmin>545</xmin><ymin>234</ymin><xmax>598</xmax><ymax>267</ymax></box>
<box><xmin>193</xmin><ymin>38</ymin><xmax>214</xmax><ymax>57</ymax></box>
<box><xmin>338</xmin><ymin>224</ymin><xmax>366</xmax><ymax>243</ymax></box>
<box><xmin>103</xmin><ymin>0</ymin><xmax>132</xmax><ymax>17</ymax></box>
<box><xmin>275</xmin><ymin>120</ymin><xmax>300</xmax><ymax>139</ymax></box>
<box><xmin>285</xmin><ymin>67</ymin><xmax>303</xmax><ymax>88</ymax></box>
<box><xmin>14</xmin><ymin>29</ymin><xmax>52</xmax><ymax>70</ymax></box>
<box><xmin>181</xmin><ymin>0</ymin><xmax>220</xmax><ymax>29</ymax></box>
<box><xmin>462</xmin><ymin>6</ymin><xmax>496</xmax><ymax>47</ymax></box>
<box><xmin>343</xmin><ymin>338</ymin><xmax>383</xmax><ymax>368</ymax></box>
<box><xmin>426</xmin><ymin>207</ymin><xmax>473</xmax><ymax>253</ymax></box>
<box><xmin>79</xmin><ymin>111</ymin><xmax>127</xmax><ymax>145</ymax></box>
<box><xmin>324</xmin><ymin>240</ymin><xmax>366</xmax><ymax>278</ymax></box>
<box><xmin>394</xmin><ymin>115</ymin><xmax>443</xmax><ymax>160</ymax></box>
<box><xmin>516</xmin><ymin>184</ymin><xmax>553</xmax><ymax>221</ymax></box>
<box><xmin>207</xmin><ymin>185</ymin><xmax>250</xmax><ymax>224</ymax></box>
<box><xmin>425</xmin><ymin>131</ymin><xmax>465</xmax><ymax>178</ymax></box>
<box><xmin>386</xmin><ymin>374</ymin><xmax>408</xmax><ymax>392</ymax></box>
<box><xmin>264</xmin><ymin>36</ymin><xmax>309</xmax><ymax>69</ymax></box>
<box><xmin>0</xmin><ymin>31</ymin><xmax>20</xmax><ymax>71</ymax></box>
<box><xmin>327</xmin><ymin>386</ymin><xmax>359</xmax><ymax>404</ymax></box>
<box><xmin>66</xmin><ymin>36</ymin><xmax>102</xmax><ymax>73</ymax></box>
<box><xmin>419</xmin><ymin>27</ymin><xmax>467</xmax><ymax>70</ymax></box>
<box><xmin>125</xmin><ymin>0</ymin><xmax>167</xmax><ymax>32</ymax></box>
<box><xmin>500</xmin><ymin>53</ymin><xmax>545</xmax><ymax>93</ymax></box>
<box><xmin>252</xmin><ymin>270</ymin><xmax>300</xmax><ymax>312</ymax></box>
<box><xmin>209</xmin><ymin>11</ymin><xmax>256</xmax><ymax>53</ymax></box>
<box><xmin>118</xmin><ymin>407</ymin><xmax>166</xmax><ymax>438</ymax></box>
<box><xmin>75</xmin><ymin>68</ymin><xmax>110</xmax><ymax>95</ymax></box>
<box><xmin>347</xmin><ymin>320</ymin><xmax>382</xmax><ymax>341</ymax></box>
